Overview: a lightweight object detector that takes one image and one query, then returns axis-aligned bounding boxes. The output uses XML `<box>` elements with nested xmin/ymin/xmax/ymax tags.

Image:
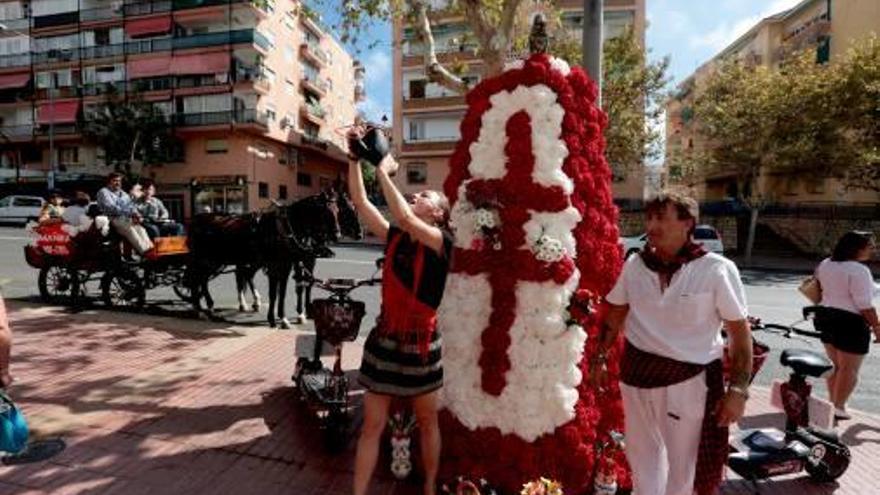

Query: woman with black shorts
<box><xmin>814</xmin><ymin>231</ymin><xmax>880</xmax><ymax>420</ymax></box>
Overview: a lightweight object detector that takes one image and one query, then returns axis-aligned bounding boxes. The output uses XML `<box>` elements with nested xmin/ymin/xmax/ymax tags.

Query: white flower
<box><xmin>474</xmin><ymin>208</ymin><xmax>498</xmax><ymax>230</ymax></box>
<box><xmin>534</xmin><ymin>235</ymin><xmax>566</xmax><ymax>263</ymax></box>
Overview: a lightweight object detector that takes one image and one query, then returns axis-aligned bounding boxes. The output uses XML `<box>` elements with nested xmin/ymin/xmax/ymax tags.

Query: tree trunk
<box><xmin>412</xmin><ymin>0</ymin><xmax>468</xmax><ymax>94</ymax></box>
<box><xmin>744</xmin><ymin>206</ymin><xmax>759</xmax><ymax>265</ymax></box>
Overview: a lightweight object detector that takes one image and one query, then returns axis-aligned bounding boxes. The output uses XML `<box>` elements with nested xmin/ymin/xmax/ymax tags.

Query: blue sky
<box><xmin>317</xmin><ymin>0</ymin><xmax>804</xmax><ymax>125</ymax></box>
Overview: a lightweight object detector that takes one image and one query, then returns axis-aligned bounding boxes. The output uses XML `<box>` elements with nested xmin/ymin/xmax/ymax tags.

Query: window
<box><xmin>284</xmin><ymin>45</ymin><xmax>295</xmax><ymax>62</ymax></box>
<box><xmin>285</xmin><ymin>79</ymin><xmax>295</xmax><ymax>95</ymax></box>
<box><xmin>297</xmin><ymin>172</ymin><xmax>312</xmax><ymax>187</ymax></box>
<box><xmin>816</xmin><ymin>35</ymin><xmax>831</xmax><ymax>64</ymax></box>
<box><xmin>263</xmin><ymin>67</ymin><xmax>276</xmax><ymax>85</ymax></box>
<box><xmin>278</xmin><ymin>147</ymin><xmax>299</xmax><ymax>165</ymax></box>
<box><xmin>279</xmin><ymin>184</ymin><xmax>288</xmax><ymax>200</ymax></box>
<box><xmin>807</xmin><ymin>178</ymin><xmax>826</xmax><ymax>194</ymax></box>
<box><xmin>265</xmin><ymin>104</ymin><xmax>276</xmax><ymax>123</ymax></box>
<box><xmin>205</xmin><ymin>139</ymin><xmax>228</xmax><ymax>154</ymax></box>
<box><xmin>406</xmin><ymin>162</ymin><xmax>427</xmax><ymax>185</ymax></box>
<box><xmin>58</xmin><ymin>146</ymin><xmax>79</xmax><ymax>166</ymax></box>
<box><xmin>0</xmin><ymin>197</ymin><xmax>9</xmax><ymax>207</ymax></box>
<box><xmin>15</xmin><ymin>197</ymin><xmax>43</xmax><ymax>207</ymax></box>
<box><xmin>409</xmin><ymin>79</ymin><xmax>426</xmax><ymax>99</ymax></box>
<box><xmin>408</xmin><ymin>120</ymin><xmax>425</xmax><ymax>141</ymax></box>
<box><xmin>258</xmin><ymin>182</ymin><xmax>269</xmax><ymax>198</ymax></box>
<box><xmin>319</xmin><ymin>176</ymin><xmax>332</xmax><ymax>190</ymax></box>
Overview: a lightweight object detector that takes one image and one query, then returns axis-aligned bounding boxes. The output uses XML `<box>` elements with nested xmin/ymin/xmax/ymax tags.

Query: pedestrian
<box><xmin>61</xmin><ymin>191</ymin><xmax>91</xmax><ymax>227</ymax></box>
<box><xmin>38</xmin><ymin>190</ymin><xmax>65</xmax><ymax>224</ymax></box>
<box><xmin>0</xmin><ymin>292</ymin><xmax>13</xmax><ymax>389</ymax></box>
<box><xmin>347</xmin><ymin>125</ymin><xmax>452</xmax><ymax>495</ymax></box>
<box><xmin>96</xmin><ymin>172</ymin><xmax>153</xmax><ymax>255</ymax></box>
<box><xmin>813</xmin><ymin>231</ymin><xmax>880</xmax><ymax>420</ymax></box>
<box><xmin>594</xmin><ymin>191</ymin><xmax>752</xmax><ymax>495</ymax></box>
<box><xmin>136</xmin><ymin>179</ymin><xmax>185</xmax><ymax>238</ymax></box>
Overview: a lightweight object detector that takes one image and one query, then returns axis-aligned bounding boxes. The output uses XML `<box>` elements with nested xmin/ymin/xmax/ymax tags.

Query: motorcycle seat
<box><xmin>780</xmin><ymin>349</ymin><xmax>833</xmax><ymax>378</ymax></box>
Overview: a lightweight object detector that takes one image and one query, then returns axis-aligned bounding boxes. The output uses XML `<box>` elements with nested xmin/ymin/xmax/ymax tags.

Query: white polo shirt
<box><xmin>815</xmin><ymin>258</ymin><xmax>877</xmax><ymax>314</ymax></box>
<box><xmin>606</xmin><ymin>252</ymin><xmax>749</xmax><ymax>365</ymax></box>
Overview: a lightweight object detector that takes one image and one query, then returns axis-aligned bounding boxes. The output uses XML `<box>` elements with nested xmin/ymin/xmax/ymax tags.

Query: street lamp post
<box><xmin>582</xmin><ymin>0</ymin><xmax>603</xmax><ymax>107</ymax></box>
<box><xmin>47</xmin><ymin>74</ymin><xmax>57</xmax><ymax>191</ymax></box>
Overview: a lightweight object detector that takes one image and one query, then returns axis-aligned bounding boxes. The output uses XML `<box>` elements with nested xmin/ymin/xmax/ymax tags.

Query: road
<box><xmin>1</xmin><ymin>226</ymin><xmax>879</xmax><ymax>413</ymax></box>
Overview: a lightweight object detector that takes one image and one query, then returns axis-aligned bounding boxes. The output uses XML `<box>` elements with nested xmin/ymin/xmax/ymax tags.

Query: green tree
<box><xmin>839</xmin><ymin>35</ymin><xmax>880</xmax><ymax>193</ymax></box>
<box><xmin>82</xmin><ymin>89</ymin><xmax>174</xmax><ymax>175</ymax></box>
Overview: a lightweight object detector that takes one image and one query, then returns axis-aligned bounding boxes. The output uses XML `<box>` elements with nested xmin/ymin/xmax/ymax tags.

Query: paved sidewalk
<box><xmin>1</xmin><ymin>302</ymin><xmax>879</xmax><ymax>494</ymax></box>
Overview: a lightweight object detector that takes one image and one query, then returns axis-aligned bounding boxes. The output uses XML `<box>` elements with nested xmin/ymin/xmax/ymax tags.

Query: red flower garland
<box><xmin>440</xmin><ymin>54</ymin><xmax>630</xmax><ymax>493</ymax></box>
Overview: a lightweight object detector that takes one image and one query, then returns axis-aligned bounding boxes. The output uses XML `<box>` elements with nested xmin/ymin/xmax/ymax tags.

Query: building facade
<box><xmin>391</xmin><ymin>0</ymin><xmax>646</xmax><ymax>201</ymax></box>
<box><xmin>665</xmin><ymin>0</ymin><xmax>879</xmax><ymax>205</ymax></box>
<box><xmin>0</xmin><ymin>0</ymin><xmax>364</xmax><ymax>217</ymax></box>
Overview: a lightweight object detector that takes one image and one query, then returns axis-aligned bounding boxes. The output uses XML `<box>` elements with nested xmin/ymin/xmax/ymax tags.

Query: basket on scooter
<box><xmin>311</xmin><ymin>299</ymin><xmax>367</xmax><ymax>346</ymax></box>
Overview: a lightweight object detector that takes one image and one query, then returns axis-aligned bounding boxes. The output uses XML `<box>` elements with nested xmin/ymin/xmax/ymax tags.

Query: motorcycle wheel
<box><xmin>805</xmin><ymin>442</ymin><xmax>851</xmax><ymax>482</ymax></box>
<box><xmin>324</xmin><ymin>406</ymin><xmax>349</xmax><ymax>452</ymax></box>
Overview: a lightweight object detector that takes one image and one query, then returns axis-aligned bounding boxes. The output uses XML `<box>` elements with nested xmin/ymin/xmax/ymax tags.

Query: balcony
<box><xmin>301</xmin><ymin>134</ymin><xmax>328</xmax><ymax>149</ymax></box>
<box><xmin>0</xmin><ymin>125</ymin><xmax>33</xmax><ymax>141</ymax></box>
<box><xmin>82</xmin><ymin>82</ymin><xmax>126</xmax><ymax>97</ymax></box>
<box><xmin>300</xmin><ymin>42</ymin><xmax>329</xmax><ymax>66</ymax></box>
<box><xmin>299</xmin><ymin>11</ymin><xmax>325</xmax><ymax>38</ymax></box>
<box><xmin>128</xmin><ymin>76</ymin><xmax>174</xmax><ymax>93</ymax></box>
<box><xmin>235</xmin><ymin>108</ymin><xmax>268</xmax><ymax>126</ymax></box>
<box><xmin>300</xmin><ymin>74</ymin><xmax>328</xmax><ymax>96</ymax></box>
<box><xmin>174</xmin><ymin>108</ymin><xmax>267</xmax><ymax>128</ymax></box>
<box><xmin>32</xmin><ymin>48</ymin><xmax>79</xmax><ymax>65</ymax></box>
<box><xmin>124</xmin><ymin>0</ymin><xmax>172</xmax><ymax>16</ymax></box>
<box><xmin>173</xmin><ymin>29</ymin><xmax>262</xmax><ymax>51</ymax></box>
<box><xmin>0</xmin><ymin>53</ymin><xmax>30</xmax><ymax>69</ymax></box>
<box><xmin>36</xmin><ymin>123</ymin><xmax>79</xmax><ymax>136</ymax></box>
<box><xmin>32</xmin><ymin>11</ymin><xmax>79</xmax><ymax>30</ymax></box>
<box><xmin>35</xmin><ymin>86</ymin><xmax>81</xmax><ymax>100</ymax></box>
<box><xmin>80</xmin><ymin>4</ymin><xmax>124</xmax><ymax>22</ymax></box>
<box><xmin>401</xmin><ymin>136</ymin><xmax>458</xmax><ymax>153</ymax></box>
<box><xmin>402</xmin><ymin>44</ymin><xmax>478</xmax><ymax>66</ymax></box>
<box><xmin>300</xmin><ymin>102</ymin><xmax>326</xmax><ymax>125</ymax></box>
<box><xmin>173</xmin><ymin>0</ymin><xmax>234</xmax><ymax>8</ymax></box>
<box><xmin>81</xmin><ymin>44</ymin><xmax>125</xmax><ymax>60</ymax></box>
<box><xmin>125</xmin><ymin>38</ymin><xmax>173</xmax><ymax>55</ymax></box>
<box><xmin>0</xmin><ymin>17</ymin><xmax>29</xmax><ymax>31</ymax></box>
<box><xmin>402</xmin><ymin>95</ymin><xmax>466</xmax><ymax>111</ymax></box>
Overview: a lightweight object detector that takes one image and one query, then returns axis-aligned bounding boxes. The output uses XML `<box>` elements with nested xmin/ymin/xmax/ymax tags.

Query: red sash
<box><xmin>379</xmin><ymin>232</ymin><xmax>438</xmax><ymax>360</ymax></box>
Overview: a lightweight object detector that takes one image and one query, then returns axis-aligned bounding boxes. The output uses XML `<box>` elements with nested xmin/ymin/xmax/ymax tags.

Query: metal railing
<box><xmin>302</xmin><ymin>134</ymin><xmax>328</xmax><ymax>148</ymax></box>
<box><xmin>172</xmin><ymin>29</ymin><xmax>256</xmax><ymax>50</ymax></box>
<box><xmin>301</xmin><ymin>42</ymin><xmax>330</xmax><ymax>65</ymax></box>
<box><xmin>174</xmin><ymin>108</ymin><xmax>267</xmax><ymax>127</ymax></box>
<box><xmin>124</xmin><ymin>0</ymin><xmax>172</xmax><ymax>16</ymax></box>
<box><xmin>0</xmin><ymin>17</ymin><xmax>28</xmax><ymax>30</ymax></box>
<box><xmin>302</xmin><ymin>102</ymin><xmax>326</xmax><ymax>119</ymax></box>
<box><xmin>79</xmin><ymin>4</ymin><xmax>124</xmax><ymax>21</ymax></box>
<box><xmin>0</xmin><ymin>124</ymin><xmax>34</xmax><ymax>139</ymax></box>
<box><xmin>301</xmin><ymin>73</ymin><xmax>328</xmax><ymax>93</ymax></box>
<box><xmin>0</xmin><ymin>53</ymin><xmax>30</xmax><ymax>69</ymax></box>
<box><xmin>31</xmin><ymin>11</ymin><xmax>79</xmax><ymax>29</ymax></box>
<box><xmin>125</xmin><ymin>37</ymin><xmax>173</xmax><ymax>54</ymax></box>
<box><xmin>81</xmin><ymin>82</ymin><xmax>125</xmax><ymax>96</ymax></box>
<box><xmin>81</xmin><ymin>43</ymin><xmax>125</xmax><ymax>59</ymax></box>
<box><xmin>128</xmin><ymin>77</ymin><xmax>174</xmax><ymax>92</ymax></box>
<box><xmin>32</xmin><ymin>48</ymin><xmax>79</xmax><ymax>64</ymax></box>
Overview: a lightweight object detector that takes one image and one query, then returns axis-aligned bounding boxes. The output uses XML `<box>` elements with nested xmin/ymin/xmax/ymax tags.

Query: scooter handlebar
<box><xmin>754</xmin><ymin>322</ymin><xmax>822</xmax><ymax>340</ymax></box>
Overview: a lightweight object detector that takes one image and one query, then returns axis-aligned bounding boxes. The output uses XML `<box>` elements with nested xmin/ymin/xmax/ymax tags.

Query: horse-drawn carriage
<box><xmin>23</xmin><ymin>219</ymin><xmax>191</xmax><ymax>310</ymax></box>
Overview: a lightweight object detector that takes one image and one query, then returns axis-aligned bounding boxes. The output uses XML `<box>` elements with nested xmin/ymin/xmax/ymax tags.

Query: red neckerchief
<box><xmin>640</xmin><ymin>241</ymin><xmax>707</xmax><ymax>289</ymax></box>
<box><xmin>380</xmin><ymin>232</ymin><xmax>438</xmax><ymax>360</ymax></box>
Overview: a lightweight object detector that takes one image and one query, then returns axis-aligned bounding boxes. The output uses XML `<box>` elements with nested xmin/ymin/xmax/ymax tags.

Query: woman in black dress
<box><xmin>347</xmin><ymin>128</ymin><xmax>452</xmax><ymax>495</ymax></box>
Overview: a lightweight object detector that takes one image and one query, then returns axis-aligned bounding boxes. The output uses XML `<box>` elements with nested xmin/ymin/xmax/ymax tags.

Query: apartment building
<box><xmin>392</xmin><ymin>0</ymin><xmax>646</xmax><ymax>201</ymax></box>
<box><xmin>0</xmin><ymin>0</ymin><xmax>364</xmax><ymax>217</ymax></box>
<box><xmin>666</xmin><ymin>0</ymin><xmax>879</xmax><ymax>204</ymax></box>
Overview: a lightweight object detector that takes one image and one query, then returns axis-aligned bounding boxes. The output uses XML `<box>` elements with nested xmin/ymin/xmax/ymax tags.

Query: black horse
<box><xmin>289</xmin><ymin>188</ymin><xmax>362</xmax><ymax>323</ymax></box>
<box><xmin>258</xmin><ymin>191</ymin><xmax>343</xmax><ymax>328</ymax></box>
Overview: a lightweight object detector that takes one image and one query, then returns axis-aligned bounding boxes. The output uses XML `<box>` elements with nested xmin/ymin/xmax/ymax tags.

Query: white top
<box><xmin>606</xmin><ymin>253</ymin><xmax>749</xmax><ymax>364</ymax></box>
<box><xmin>61</xmin><ymin>205</ymin><xmax>87</xmax><ymax>226</ymax></box>
<box><xmin>816</xmin><ymin>258</ymin><xmax>877</xmax><ymax>314</ymax></box>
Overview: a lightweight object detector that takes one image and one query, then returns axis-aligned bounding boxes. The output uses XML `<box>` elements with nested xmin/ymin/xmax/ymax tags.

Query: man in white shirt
<box><xmin>96</xmin><ymin>173</ymin><xmax>153</xmax><ymax>255</ymax></box>
<box><xmin>593</xmin><ymin>192</ymin><xmax>752</xmax><ymax>495</ymax></box>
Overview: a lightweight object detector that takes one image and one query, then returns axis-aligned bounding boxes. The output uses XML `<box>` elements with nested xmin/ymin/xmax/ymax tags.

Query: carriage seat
<box><xmin>780</xmin><ymin>349</ymin><xmax>833</xmax><ymax>378</ymax></box>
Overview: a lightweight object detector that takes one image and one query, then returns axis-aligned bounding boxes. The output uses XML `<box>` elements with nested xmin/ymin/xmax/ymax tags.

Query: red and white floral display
<box><xmin>438</xmin><ymin>53</ymin><xmax>629</xmax><ymax>493</ymax></box>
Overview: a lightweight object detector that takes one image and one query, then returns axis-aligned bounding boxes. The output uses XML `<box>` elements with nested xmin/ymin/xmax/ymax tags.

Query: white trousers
<box><xmin>111</xmin><ymin>217</ymin><xmax>154</xmax><ymax>254</ymax></box>
<box><xmin>620</xmin><ymin>371</ymin><xmax>707</xmax><ymax>495</ymax></box>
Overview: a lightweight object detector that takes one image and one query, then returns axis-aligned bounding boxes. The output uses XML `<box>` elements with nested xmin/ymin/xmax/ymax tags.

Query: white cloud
<box><xmin>363</xmin><ymin>50</ymin><xmax>392</xmax><ymax>84</ymax></box>
<box><xmin>357</xmin><ymin>95</ymin><xmax>392</xmax><ymax>125</ymax></box>
<box><xmin>688</xmin><ymin>0</ymin><xmax>802</xmax><ymax>52</ymax></box>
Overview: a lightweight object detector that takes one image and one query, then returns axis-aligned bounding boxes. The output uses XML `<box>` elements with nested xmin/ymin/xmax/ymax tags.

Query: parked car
<box><xmin>619</xmin><ymin>224</ymin><xmax>725</xmax><ymax>259</ymax></box>
<box><xmin>0</xmin><ymin>195</ymin><xmax>45</xmax><ymax>226</ymax></box>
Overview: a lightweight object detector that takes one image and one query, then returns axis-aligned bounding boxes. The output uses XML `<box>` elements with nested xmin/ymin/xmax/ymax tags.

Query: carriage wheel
<box><xmin>38</xmin><ymin>266</ymin><xmax>74</xmax><ymax>304</ymax></box>
<box><xmin>172</xmin><ymin>282</ymin><xmax>192</xmax><ymax>303</ymax></box>
<box><xmin>101</xmin><ymin>269</ymin><xmax>146</xmax><ymax>310</ymax></box>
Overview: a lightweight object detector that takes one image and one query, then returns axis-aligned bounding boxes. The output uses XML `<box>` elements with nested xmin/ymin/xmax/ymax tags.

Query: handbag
<box><xmin>798</xmin><ymin>276</ymin><xmax>822</xmax><ymax>304</ymax></box>
<box><xmin>0</xmin><ymin>390</ymin><xmax>29</xmax><ymax>454</ymax></box>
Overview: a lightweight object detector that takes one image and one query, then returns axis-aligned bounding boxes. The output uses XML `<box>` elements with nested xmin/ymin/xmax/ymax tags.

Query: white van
<box><xmin>0</xmin><ymin>195</ymin><xmax>46</xmax><ymax>225</ymax></box>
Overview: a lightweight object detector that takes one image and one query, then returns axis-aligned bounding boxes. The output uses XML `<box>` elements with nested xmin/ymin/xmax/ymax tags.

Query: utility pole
<box><xmin>582</xmin><ymin>0</ymin><xmax>603</xmax><ymax>107</ymax></box>
<box><xmin>47</xmin><ymin>73</ymin><xmax>56</xmax><ymax>191</ymax></box>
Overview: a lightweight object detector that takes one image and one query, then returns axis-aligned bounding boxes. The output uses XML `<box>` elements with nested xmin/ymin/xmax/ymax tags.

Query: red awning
<box><xmin>171</xmin><ymin>52</ymin><xmax>230</xmax><ymax>76</ymax></box>
<box><xmin>125</xmin><ymin>16</ymin><xmax>172</xmax><ymax>38</ymax></box>
<box><xmin>37</xmin><ymin>100</ymin><xmax>80</xmax><ymax>125</ymax></box>
<box><xmin>127</xmin><ymin>55</ymin><xmax>172</xmax><ymax>79</ymax></box>
<box><xmin>0</xmin><ymin>72</ymin><xmax>30</xmax><ymax>90</ymax></box>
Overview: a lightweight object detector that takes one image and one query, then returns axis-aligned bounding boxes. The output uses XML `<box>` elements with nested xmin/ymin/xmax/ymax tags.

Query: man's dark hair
<box><xmin>831</xmin><ymin>231</ymin><xmax>874</xmax><ymax>262</ymax></box>
<box><xmin>107</xmin><ymin>172</ymin><xmax>123</xmax><ymax>183</ymax></box>
<box><xmin>140</xmin><ymin>178</ymin><xmax>155</xmax><ymax>189</ymax></box>
<box><xmin>644</xmin><ymin>191</ymin><xmax>699</xmax><ymax>232</ymax></box>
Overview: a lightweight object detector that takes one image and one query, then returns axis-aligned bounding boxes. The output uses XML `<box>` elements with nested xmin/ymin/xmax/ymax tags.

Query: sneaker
<box><xmin>834</xmin><ymin>408</ymin><xmax>851</xmax><ymax>420</ymax></box>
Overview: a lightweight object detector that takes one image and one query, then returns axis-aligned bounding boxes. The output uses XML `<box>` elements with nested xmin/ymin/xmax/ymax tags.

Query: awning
<box><xmin>0</xmin><ymin>72</ymin><xmax>30</xmax><ymax>90</ymax></box>
<box><xmin>37</xmin><ymin>100</ymin><xmax>80</xmax><ymax>124</ymax></box>
<box><xmin>171</xmin><ymin>52</ymin><xmax>229</xmax><ymax>76</ymax></box>
<box><xmin>125</xmin><ymin>16</ymin><xmax>172</xmax><ymax>38</ymax></box>
<box><xmin>127</xmin><ymin>55</ymin><xmax>172</xmax><ymax>79</ymax></box>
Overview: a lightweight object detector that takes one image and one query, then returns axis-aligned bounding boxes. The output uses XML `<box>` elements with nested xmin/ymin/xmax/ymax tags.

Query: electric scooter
<box><xmin>292</xmin><ymin>262</ymin><xmax>381</xmax><ymax>449</ymax></box>
<box><xmin>727</xmin><ymin>306</ymin><xmax>851</xmax><ymax>486</ymax></box>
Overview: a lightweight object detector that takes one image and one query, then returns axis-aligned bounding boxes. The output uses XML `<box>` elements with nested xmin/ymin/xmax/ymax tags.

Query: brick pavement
<box><xmin>1</xmin><ymin>301</ymin><xmax>879</xmax><ymax>494</ymax></box>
